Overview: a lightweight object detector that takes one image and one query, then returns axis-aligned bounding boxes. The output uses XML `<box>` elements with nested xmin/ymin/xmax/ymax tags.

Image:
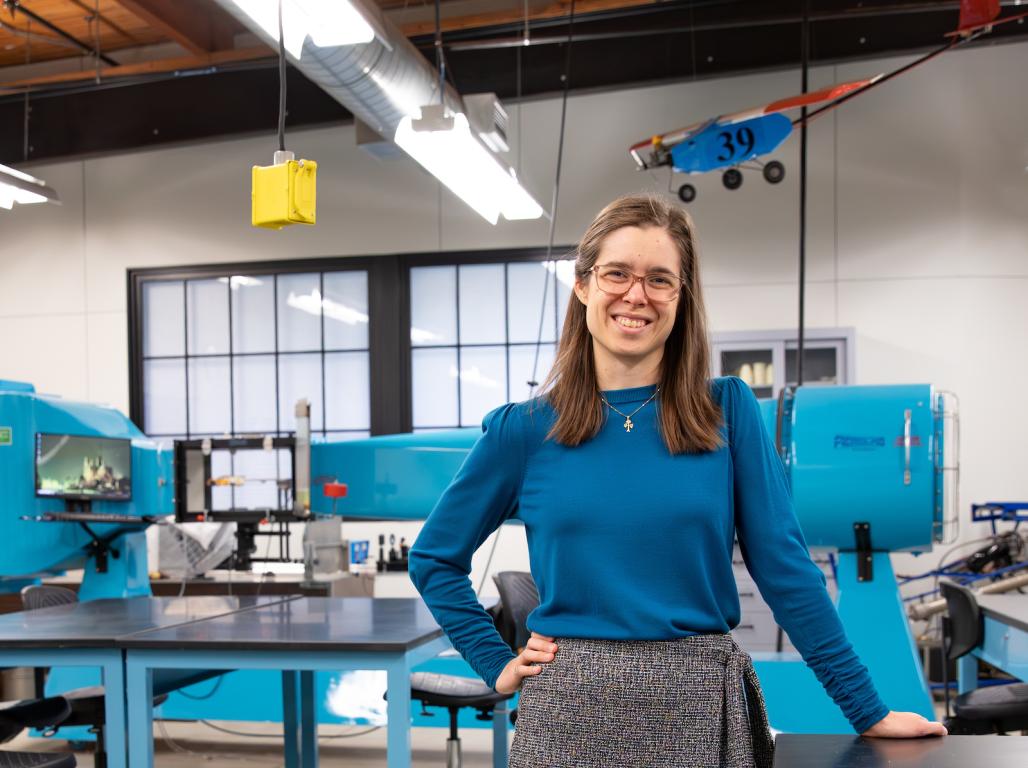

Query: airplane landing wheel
<box><xmin>722</xmin><ymin>168</ymin><xmax>743</xmax><ymax>190</ymax></box>
<box><xmin>763</xmin><ymin>161</ymin><xmax>785</xmax><ymax>184</ymax></box>
<box><xmin>677</xmin><ymin>183</ymin><xmax>697</xmax><ymax>203</ymax></box>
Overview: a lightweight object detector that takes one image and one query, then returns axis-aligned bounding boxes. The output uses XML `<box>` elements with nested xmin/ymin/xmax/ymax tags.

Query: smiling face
<box><xmin>573</xmin><ymin>225</ymin><xmax>682</xmax><ymax>384</ymax></box>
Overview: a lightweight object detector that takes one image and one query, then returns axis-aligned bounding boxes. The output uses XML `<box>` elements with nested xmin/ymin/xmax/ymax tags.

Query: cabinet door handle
<box><xmin>903</xmin><ymin>408</ymin><xmax>912</xmax><ymax>486</ymax></box>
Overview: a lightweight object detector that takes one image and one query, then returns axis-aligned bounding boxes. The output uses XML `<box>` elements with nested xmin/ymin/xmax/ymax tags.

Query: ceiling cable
<box><xmin>22</xmin><ymin>17</ymin><xmax>29</xmax><ymax>162</ymax></box>
<box><xmin>277</xmin><ymin>0</ymin><xmax>286</xmax><ymax>152</ymax></box>
<box><xmin>527</xmin><ymin>0</ymin><xmax>576</xmax><ymax>398</ymax></box>
<box><xmin>516</xmin><ymin>0</ymin><xmax>528</xmax><ymax>174</ymax></box>
<box><xmin>93</xmin><ymin>0</ymin><xmax>101</xmax><ymax>84</ymax></box>
<box><xmin>434</xmin><ymin>0</ymin><xmax>444</xmax><ymax>105</ymax></box>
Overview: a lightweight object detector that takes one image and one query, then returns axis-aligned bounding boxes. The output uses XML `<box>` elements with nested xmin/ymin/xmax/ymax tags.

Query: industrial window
<box><xmin>136</xmin><ymin>269</ymin><xmax>371</xmax><ymax>444</ymax></box>
<box><xmin>408</xmin><ymin>259</ymin><xmax>575</xmax><ymax>431</ymax></box>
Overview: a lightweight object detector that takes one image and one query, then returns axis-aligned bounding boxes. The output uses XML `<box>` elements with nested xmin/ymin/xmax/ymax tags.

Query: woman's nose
<box><xmin>623</xmin><ymin>278</ymin><xmax>649</xmax><ymax>304</ymax></box>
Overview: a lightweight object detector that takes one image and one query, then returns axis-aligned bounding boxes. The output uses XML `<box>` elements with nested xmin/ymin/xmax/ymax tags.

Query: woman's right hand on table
<box><xmin>494</xmin><ymin>632</ymin><xmax>558</xmax><ymax>694</ymax></box>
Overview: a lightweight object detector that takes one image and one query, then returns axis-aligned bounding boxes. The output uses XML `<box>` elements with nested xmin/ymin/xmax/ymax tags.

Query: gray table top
<box><xmin>119</xmin><ymin>597</ymin><xmax>445</xmax><ymax>652</ymax></box>
<box><xmin>976</xmin><ymin>593</ymin><xmax>1028</xmax><ymax>634</ymax></box>
<box><xmin>0</xmin><ymin>596</ymin><xmax>294</xmax><ymax>648</ymax></box>
<box><xmin>773</xmin><ymin>734</ymin><xmax>1028</xmax><ymax>767</ymax></box>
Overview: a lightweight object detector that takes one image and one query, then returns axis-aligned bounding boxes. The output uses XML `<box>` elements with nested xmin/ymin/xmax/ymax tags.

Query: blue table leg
<box><xmin>957</xmin><ymin>654</ymin><xmax>978</xmax><ymax>695</ymax></box>
<box><xmin>102</xmin><ymin>655</ymin><xmax>128</xmax><ymax>768</ymax></box>
<box><xmin>126</xmin><ymin>655</ymin><xmax>154</xmax><ymax>768</ymax></box>
<box><xmin>386</xmin><ymin>657</ymin><xmax>412</xmax><ymax>768</ymax></box>
<box><xmin>300</xmin><ymin>670</ymin><xmax>317</xmax><ymax>768</ymax></box>
<box><xmin>282</xmin><ymin>671</ymin><xmax>300</xmax><ymax>768</ymax></box>
<box><xmin>491</xmin><ymin>700</ymin><xmax>509</xmax><ymax>768</ymax></box>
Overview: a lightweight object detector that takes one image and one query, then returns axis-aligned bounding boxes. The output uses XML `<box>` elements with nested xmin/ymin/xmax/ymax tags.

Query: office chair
<box><xmin>0</xmin><ymin>685</ymin><xmax>77</xmax><ymax>768</ymax></box>
<box><xmin>939</xmin><ymin>579</ymin><xmax>1028</xmax><ymax>734</ymax></box>
<box><xmin>19</xmin><ymin>588</ymin><xmax>78</xmax><ymax>613</ymax></box>
<box><xmin>410</xmin><ymin>571</ymin><xmax>540</xmax><ymax>768</ymax></box>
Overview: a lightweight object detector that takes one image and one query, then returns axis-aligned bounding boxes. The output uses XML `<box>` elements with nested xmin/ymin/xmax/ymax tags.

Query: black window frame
<box><xmin>128</xmin><ymin>246</ymin><xmax>573</xmax><ymax>436</ymax></box>
<box><xmin>400</xmin><ymin>247</ymin><xmax>574</xmax><ymax>430</ymax></box>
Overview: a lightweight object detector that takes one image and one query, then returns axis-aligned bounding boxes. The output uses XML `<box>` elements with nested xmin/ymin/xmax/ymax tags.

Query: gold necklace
<box><xmin>599</xmin><ymin>387</ymin><xmax>660</xmax><ymax>433</ymax></box>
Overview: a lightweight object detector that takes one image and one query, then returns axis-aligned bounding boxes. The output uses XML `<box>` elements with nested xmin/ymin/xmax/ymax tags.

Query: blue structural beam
<box><xmin>754</xmin><ymin>552</ymin><xmax>932</xmax><ymax>733</ymax></box>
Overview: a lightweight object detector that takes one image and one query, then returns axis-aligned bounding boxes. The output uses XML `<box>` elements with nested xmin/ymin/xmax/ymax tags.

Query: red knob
<box><xmin>323</xmin><ymin>482</ymin><xmax>348</xmax><ymax>499</ymax></box>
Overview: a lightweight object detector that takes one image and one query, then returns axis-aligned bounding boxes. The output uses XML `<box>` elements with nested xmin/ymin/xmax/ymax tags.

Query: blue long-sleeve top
<box><xmin>409</xmin><ymin>376</ymin><xmax>890</xmax><ymax>734</ymax></box>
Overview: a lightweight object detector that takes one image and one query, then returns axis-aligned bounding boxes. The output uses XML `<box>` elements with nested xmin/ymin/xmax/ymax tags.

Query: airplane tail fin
<box><xmin>957</xmin><ymin>0</ymin><xmax>1000</xmax><ymax>33</ymax></box>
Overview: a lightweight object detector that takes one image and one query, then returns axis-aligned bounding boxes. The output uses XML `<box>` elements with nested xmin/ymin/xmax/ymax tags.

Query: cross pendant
<box><xmin>623</xmin><ymin>417</ymin><xmax>634</xmax><ymax>433</ymax></box>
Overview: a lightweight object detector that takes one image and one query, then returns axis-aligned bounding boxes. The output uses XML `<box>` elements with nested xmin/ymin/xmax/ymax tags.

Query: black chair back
<box><xmin>492</xmin><ymin>571</ymin><xmax>539</xmax><ymax>653</ymax></box>
<box><xmin>20</xmin><ymin>586</ymin><xmax>79</xmax><ymax>612</ymax></box>
<box><xmin>940</xmin><ymin>580</ymin><xmax>983</xmax><ymax>661</ymax></box>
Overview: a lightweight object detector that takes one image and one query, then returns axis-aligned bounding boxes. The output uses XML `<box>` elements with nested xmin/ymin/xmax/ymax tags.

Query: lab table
<box><xmin>0</xmin><ymin>596</ymin><xmax>294</xmax><ymax>768</ymax></box>
<box><xmin>119</xmin><ymin>597</ymin><xmax>457</xmax><ymax>768</ymax></box>
<box><xmin>773</xmin><ymin>733</ymin><xmax>1028</xmax><ymax>767</ymax></box>
<box><xmin>957</xmin><ymin>593</ymin><xmax>1028</xmax><ymax>693</ymax></box>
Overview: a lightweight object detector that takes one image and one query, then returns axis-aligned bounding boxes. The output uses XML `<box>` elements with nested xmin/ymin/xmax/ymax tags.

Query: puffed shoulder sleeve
<box><xmin>722</xmin><ymin>377</ymin><xmax>889</xmax><ymax>734</ymax></box>
<box><xmin>408</xmin><ymin>403</ymin><xmax>524</xmax><ymax>689</ymax></box>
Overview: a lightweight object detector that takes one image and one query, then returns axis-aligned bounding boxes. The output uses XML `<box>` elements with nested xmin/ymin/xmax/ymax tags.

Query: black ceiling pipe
<box><xmin>2</xmin><ymin>0</ymin><xmax>120</xmax><ymax>66</ymax></box>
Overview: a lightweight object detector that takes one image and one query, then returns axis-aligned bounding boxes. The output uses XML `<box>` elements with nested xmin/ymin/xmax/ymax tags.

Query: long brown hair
<box><xmin>540</xmin><ymin>194</ymin><xmax>722</xmax><ymax>454</ymax></box>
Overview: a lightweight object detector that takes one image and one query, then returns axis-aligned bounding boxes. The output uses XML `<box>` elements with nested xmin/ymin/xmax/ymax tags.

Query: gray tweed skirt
<box><xmin>508</xmin><ymin>634</ymin><xmax>774</xmax><ymax>768</ymax></box>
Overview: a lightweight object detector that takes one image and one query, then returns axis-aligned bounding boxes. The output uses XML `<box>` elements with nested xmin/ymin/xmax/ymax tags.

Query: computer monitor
<box><xmin>35</xmin><ymin>433</ymin><xmax>132</xmax><ymax>502</ymax></box>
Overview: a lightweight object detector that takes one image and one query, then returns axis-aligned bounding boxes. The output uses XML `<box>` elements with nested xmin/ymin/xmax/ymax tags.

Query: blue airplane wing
<box><xmin>669</xmin><ymin>113</ymin><xmax>793</xmax><ymax>174</ymax></box>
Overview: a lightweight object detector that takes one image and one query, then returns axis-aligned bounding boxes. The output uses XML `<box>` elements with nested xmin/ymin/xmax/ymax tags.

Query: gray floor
<box><xmin>8</xmin><ymin>721</ymin><xmax>509</xmax><ymax>768</ymax></box>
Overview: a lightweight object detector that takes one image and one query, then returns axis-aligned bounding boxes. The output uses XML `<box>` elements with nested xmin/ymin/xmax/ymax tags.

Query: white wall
<box><xmin>2</xmin><ymin>41</ymin><xmax>1026</xmax><ymax>597</ymax></box>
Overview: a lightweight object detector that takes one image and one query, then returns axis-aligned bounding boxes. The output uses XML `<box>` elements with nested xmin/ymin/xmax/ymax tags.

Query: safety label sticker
<box><xmin>0</xmin><ymin>427</ymin><xmax>11</xmax><ymax>446</ymax></box>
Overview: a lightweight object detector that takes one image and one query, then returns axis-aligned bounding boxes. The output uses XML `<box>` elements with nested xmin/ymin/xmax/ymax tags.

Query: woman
<box><xmin>409</xmin><ymin>194</ymin><xmax>945</xmax><ymax>767</ymax></box>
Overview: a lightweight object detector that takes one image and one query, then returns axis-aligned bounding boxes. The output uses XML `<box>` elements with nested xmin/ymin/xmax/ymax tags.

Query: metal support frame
<box><xmin>958</xmin><ymin>614</ymin><xmax>1028</xmax><ymax>695</ymax></box>
<box><xmin>971</xmin><ymin>502</ymin><xmax>1028</xmax><ymax>533</ymax></box>
<box><xmin>754</xmin><ymin>551</ymin><xmax>932</xmax><ymax>733</ymax></box>
<box><xmin>126</xmin><ymin>636</ymin><xmax>456</xmax><ymax>768</ymax></box>
<box><xmin>0</xmin><ymin>648</ymin><xmax>127</xmax><ymax>768</ymax></box>
<box><xmin>853</xmin><ymin>522</ymin><xmax>872</xmax><ymax>582</ymax></box>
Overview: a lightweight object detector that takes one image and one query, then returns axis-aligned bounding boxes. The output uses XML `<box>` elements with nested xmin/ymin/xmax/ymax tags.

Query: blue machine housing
<box><xmin>311</xmin><ymin>430</ymin><xmax>478</xmax><ymax>519</ymax></box>
<box><xmin>0</xmin><ymin>380</ymin><xmax>173</xmax><ymax>598</ymax></box>
<box><xmin>760</xmin><ymin>384</ymin><xmax>947</xmax><ymax>553</ymax></box>
<box><xmin>752</xmin><ymin>384</ymin><xmax>954</xmax><ymax>731</ymax></box>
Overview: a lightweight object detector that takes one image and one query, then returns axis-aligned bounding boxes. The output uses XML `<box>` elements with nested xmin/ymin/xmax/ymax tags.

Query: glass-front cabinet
<box><xmin>712</xmin><ymin>329</ymin><xmax>853</xmax><ymax>398</ymax></box>
<box><xmin>717</xmin><ymin>344</ymin><xmax>779</xmax><ymax>400</ymax></box>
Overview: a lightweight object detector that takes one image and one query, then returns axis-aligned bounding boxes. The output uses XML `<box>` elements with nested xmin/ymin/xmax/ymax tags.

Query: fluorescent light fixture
<box><xmin>230</xmin><ymin>0</ymin><xmax>374</xmax><ymax>58</ymax></box>
<box><xmin>0</xmin><ymin>163</ymin><xmax>59</xmax><ymax>210</ymax></box>
<box><xmin>394</xmin><ymin>110</ymin><xmax>543</xmax><ymax>224</ymax></box>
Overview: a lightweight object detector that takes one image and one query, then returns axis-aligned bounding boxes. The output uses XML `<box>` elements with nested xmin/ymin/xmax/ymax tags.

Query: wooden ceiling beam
<box><xmin>0</xmin><ymin>45</ymin><xmax>270</xmax><ymax>93</ymax></box>
<box><xmin>396</xmin><ymin>0</ymin><xmax>662</xmax><ymax>37</ymax></box>
<box><xmin>113</xmin><ymin>0</ymin><xmax>240</xmax><ymax>54</ymax></box>
<box><xmin>66</xmin><ymin>0</ymin><xmax>141</xmax><ymax>45</ymax></box>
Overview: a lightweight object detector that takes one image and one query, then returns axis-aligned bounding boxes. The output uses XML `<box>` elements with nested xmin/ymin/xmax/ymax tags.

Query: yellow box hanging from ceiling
<box><xmin>251</xmin><ymin>158</ymin><xmax>317</xmax><ymax>229</ymax></box>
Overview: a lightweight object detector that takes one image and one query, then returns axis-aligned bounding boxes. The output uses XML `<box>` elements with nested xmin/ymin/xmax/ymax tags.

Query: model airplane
<box><xmin>632</xmin><ymin>0</ymin><xmax>1024</xmax><ymax>203</ymax></box>
<box><xmin>629</xmin><ymin>77</ymin><xmax>878</xmax><ymax>202</ymax></box>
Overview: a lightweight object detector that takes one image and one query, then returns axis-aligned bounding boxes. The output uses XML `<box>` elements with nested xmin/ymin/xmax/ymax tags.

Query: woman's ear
<box><xmin>574</xmin><ymin>279</ymin><xmax>589</xmax><ymax>306</ymax></box>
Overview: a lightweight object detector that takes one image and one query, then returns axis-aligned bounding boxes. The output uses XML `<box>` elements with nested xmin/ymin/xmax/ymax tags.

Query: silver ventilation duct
<box><xmin>213</xmin><ymin>0</ymin><xmax>464</xmax><ymax>140</ymax></box>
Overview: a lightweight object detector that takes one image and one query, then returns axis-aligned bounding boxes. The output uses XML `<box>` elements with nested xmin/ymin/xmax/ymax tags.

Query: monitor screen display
<box><xmin>36</xmin><ymin>434</ymin><xmax>132</xmax><ymax>501</ymax></box>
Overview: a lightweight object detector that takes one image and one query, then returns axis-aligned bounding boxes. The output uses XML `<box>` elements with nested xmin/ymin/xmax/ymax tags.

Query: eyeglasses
<box><xmin>590</xmin><ymin>265</ymin><xmax>683</xmax><ymax>302</ymax></box>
